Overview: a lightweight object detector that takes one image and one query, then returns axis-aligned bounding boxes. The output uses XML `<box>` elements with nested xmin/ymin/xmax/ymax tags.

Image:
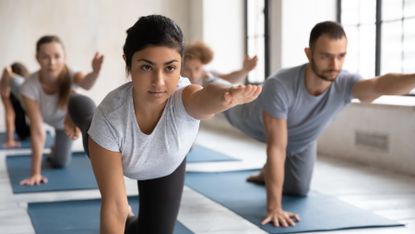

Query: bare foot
<box><xmin>246</xmin><ymin>170</ymin><xmax>265</xmax><ymax>185</ymax></box>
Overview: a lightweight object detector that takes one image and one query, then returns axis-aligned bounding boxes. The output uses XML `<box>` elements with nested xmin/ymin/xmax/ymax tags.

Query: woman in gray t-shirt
<box><xmin>0</xmin><ymin>35</ymin><xmax>104</xmax><ymax>186</ymax></box>
<box><xmin>68</xmin><ymin>15</ymin><xmax>261</xmax><ymax>234</ymax></box>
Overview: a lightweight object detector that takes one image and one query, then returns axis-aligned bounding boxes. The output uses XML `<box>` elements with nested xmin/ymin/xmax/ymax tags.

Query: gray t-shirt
<box><xmin>88</xmin><ymin>77</ymin><xmax>200</xmax><ymax>180</ymax></box>
<box><xmin>19</xmin><ymin>71</ymin><xmax>76</xmax><ymax>129</ymax></box>
<box><xmin>225</xmin><ymin>64</ymin><xmax>361</xmax><ymax>153</ymax></box>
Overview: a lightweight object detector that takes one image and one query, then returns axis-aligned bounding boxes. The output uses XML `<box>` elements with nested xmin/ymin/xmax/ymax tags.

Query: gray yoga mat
<box><xmin>6</xmin><ymin>152</ymin><xmax>97</xmax><ymax>193</ymax></box>
<box><xmin>185</xmin><ymin>170</ymin><xmax>404</xmax><ymax>233</ymax></box>
<box><xmin>28</xmin><ymin>196</ymin><xmax>193</xmax><ymax>234</ymax></box>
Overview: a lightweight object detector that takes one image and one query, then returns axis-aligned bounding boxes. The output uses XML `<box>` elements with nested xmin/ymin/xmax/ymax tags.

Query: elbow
<box><xmin>32</xmin><ymin>128</ymin><xmax>45</xmax><ymax>139</ymax></box>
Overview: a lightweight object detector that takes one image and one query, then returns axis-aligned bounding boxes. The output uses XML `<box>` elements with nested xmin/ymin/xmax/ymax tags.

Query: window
<box><xmin>381</xmin><ymin>0</ymin><xmax>415</xmax><ymax>74</ymax></box>
<box><xmin>340</xmin><ymin>0</ymin><xmax>377</xmax><ymax>78</ymax></box>
<box><xmin>245</xmin><ymin>0</ymin><xmax>269</xmax><ymax>83</ymax></box>
<box><xmin>339</xmin><ymin>0</ymin><xmax>415</xmax><ymax>79</ymax></box>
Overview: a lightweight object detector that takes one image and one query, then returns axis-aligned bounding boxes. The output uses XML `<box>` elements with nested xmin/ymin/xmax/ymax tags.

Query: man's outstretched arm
<box><xmin>352</xmin><ymin>73</ymin><xmax>415</xmax><ymax>103</ymax></box>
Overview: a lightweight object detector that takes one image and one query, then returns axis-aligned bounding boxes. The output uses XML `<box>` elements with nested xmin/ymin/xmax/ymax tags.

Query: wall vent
<box><xmin>355</xmin><ymin>130</ymin><xmax>389</xmax><ymax>152</ymax></box>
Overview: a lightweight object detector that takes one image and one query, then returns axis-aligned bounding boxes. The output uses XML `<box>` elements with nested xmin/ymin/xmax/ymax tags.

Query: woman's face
<box><xmin>129</xmin><ymin>46</ymin><xmax>181</xmax><ymax>105</ymax></box>
<box><xmin>182</xmin><ymin>57</ymin><xmax>204</xmax><ymax>84</ymax></box>
<box><xmin>36</xmin><ymin>42</ymin><xmax>66</xmax><ymax>79</ymax></box>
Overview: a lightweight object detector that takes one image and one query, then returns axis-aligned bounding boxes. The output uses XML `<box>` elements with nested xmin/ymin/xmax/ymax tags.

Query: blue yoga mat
<box><xmin>0</xmin><ymin>131</ymin><xmax>54</xmax><ymax>150</ymax></box>
<box><xmin>6</xmin><ymin>152</ymin><xmax>97</xmax><ymax>193</ymax></box>
<box><xmin>28</xmin><ymin>196</ymin><xmax>193</xmax><ymax>234</ymax></box>
<box><xmin>186</xmin><ymin>144</ymin><xmax>239</xmax><ymax>163</ymax></box>
<box><xmin>185</xmin><ymin>170</ymin><xmax>404</xmax><ymax>233</ymax></box>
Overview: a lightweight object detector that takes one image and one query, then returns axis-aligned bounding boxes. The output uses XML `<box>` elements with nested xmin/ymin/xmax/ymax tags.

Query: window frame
<box><xmin>244</xmin><ymin>0</ymin><xmax>270</xmax><ymax>84</ymax></box>
<box><xmin>338</xmin><ymin>0</ymin><xmax>415</xmax><ymax>78</ymax></box>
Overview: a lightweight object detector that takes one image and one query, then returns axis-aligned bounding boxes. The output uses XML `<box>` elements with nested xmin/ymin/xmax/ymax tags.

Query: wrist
<box><xmin>91</xmin><ymin>70</ymin><xmax>100</xmax><ymax>78</ymax></box>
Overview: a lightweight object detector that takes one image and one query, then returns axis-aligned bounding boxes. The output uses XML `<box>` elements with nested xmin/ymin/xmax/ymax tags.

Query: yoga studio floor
<box><xmin>1</xmin><ymin>119</ymin><xmax>414</xmax><ymax>234</ymax></box>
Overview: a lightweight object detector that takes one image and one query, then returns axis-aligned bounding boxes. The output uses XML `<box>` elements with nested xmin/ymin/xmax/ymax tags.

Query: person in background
<box><xmin>224</xmin><ymin>21</ymin><xmax>415</xmax><ymax>227</ymax></box>
<box><xmin>0</xmin><ymin>35</ymin><xmax>104</xmax><ymax>186</ymax></box>
<box><xmin>1</xmin><ymin>62</ymin><xmax>30</xmax><ymax>148</ymax></box>
<box><xmin>182</xmin><ymin>41</ymin><xmax>257</xmax><ymax>86</ymax></box>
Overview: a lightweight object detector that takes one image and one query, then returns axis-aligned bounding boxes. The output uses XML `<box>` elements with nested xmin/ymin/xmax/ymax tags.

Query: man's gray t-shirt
<box><xmin>225</xmin><ymin>64</ymin><xmax>361</xmax><ymax>153</ymax></box>
<box><xmin>88</xmin><ymin>78</ymin><xmax>200</xmax><ymax>180</ymax></box>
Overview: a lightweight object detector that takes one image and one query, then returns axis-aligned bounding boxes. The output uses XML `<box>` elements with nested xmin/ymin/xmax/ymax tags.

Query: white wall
<box><xmin>318</xmin><ymin>99</ymin><xmax>415</xmax><ymax>176</ymax></box>
<box><xmin>0</xmin><ymin>0</ymin><xmax>190</xmax><ymax>129</ymax></box>
<box><xmin>187</xmin><ymin>0</ymin><xmax>245</xmax><ymax>75</ymax></box>
<box><xmin>0</xmin><ymin>0</ymin><xmax>190</xmax><ymax>100</ymax></box>
<box><xmin>269</xmin><ymin>0</ymin><xmax>337</xmax><ymax>73</ymax></box>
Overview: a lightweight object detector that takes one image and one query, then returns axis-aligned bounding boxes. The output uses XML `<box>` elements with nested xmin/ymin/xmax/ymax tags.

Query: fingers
<box><xmin>73</xmin><ymin>127</ymin><xmax>81</xmax><ymax>140</ymax></box>
<box><xmin>237</xmin><ymin>84</ymin><xmax>262</xmax><ymax>99</ymax></box>
<box><xmin>261</xmin><ymin>215</ymin><xmax>272</xmax><ymax>225</ymax></box>
<box><xmin>225</xmin><ymin>84</ymin><xmax>262</xmax><ymax>106</ymax></box>
<box><xmin>243</xmin><ymin>55</ymin><xmax>258</xmax><ymax>71</ymax></box>
<box><xmin>289</xmin><ymin>212</ymin><xmax>301</xmax><ymax>222</ymax></box>
<box><xmin>93</xmin><ymin>52</ymin><xmax>104</xmax><ymax>64</ymax></box>
<box><xmin>261</xmin><ymin>211</ymin><xmax>300</xmax><ymax>228</ymax></box>
<box><xmin>19</xmin><ymin>176</ymin><xmax>48</xmax><ymax>186</ymax></box>
<box><xmin>92</xmin><ymin>52</ymin><xmax>104</xmax><ymax>73</ymax></box>
<box><xmin>67</xmin><ymin>129</ymin><xmax>79</xmax><ymax>140</ymax></box>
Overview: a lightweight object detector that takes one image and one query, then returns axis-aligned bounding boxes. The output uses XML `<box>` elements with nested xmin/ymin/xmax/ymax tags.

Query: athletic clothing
<box><xmin>225</xmin><ymin>64</ymin><xmax>361</xmax><ymax>195</ymax></box>
<box><xmin>70</xmin><ymin>77</ymin><xmax>197</xmax><ymax>234</ymax></box>
<box><xmin>225</xmin><ymin>64</ymin><xmax>361</xmax><ymax>153</ymax></box>
<box><xmin>9</xmin><ymin>69</ymin><xmax>78</xmax><ymax>165</ymax></box>
<box><xmin>19</xmin><ymin>72</ymin><xmax>68</xmax><ymax>129</ymax></box>
<box><xmin>125</xmin><ymin>159</ymin><xmax>186</xmax><ymax>234</ymax></box>
<box><xmin>88</xmin><ymin>77</ymin><xmax>200</xmax><ymax>180</ymax></box>
<box><xmin>9</xmin><ymin>94</ymin><xmax>30</xmax><ymax>140</ymax></box>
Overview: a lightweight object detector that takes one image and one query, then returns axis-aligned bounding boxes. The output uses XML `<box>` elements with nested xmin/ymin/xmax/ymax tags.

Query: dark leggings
<box><xmin>10</xmin><ymin>94</ymin><xmax>30</xmax><ymax>140</ymax></box>
<box><xmin>126</xmin><ymin>160</ymin><xmax>185</xmax><ymax>234</ymax></box>
<box><xmin>68</xmin><ymin>94</ymin><xmax>186</xmax><ymax>234</ymax></box>
<box><xmin>11</xmin><ymin>94</ymin><xmax>72</xmax><ymax>167</ymax></box>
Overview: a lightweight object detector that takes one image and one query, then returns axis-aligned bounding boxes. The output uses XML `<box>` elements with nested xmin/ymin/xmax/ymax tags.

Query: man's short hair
<box><xmin>309</xmin><ymin>21</ymin><xmax>346</xmax><ymax>49</ymax></box>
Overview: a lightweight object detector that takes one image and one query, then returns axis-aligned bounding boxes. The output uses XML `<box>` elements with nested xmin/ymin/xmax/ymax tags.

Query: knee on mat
<box><xmin>50</xmin><ymin>162</ymin><xmax>67</xmax><ymax>169</ymax></box>
<box><xmin>49</xmin><ymin>159</ymin><xmax>70</xmax><ymax>169</ymax></box>
<box><xmin>68</xmin><ymin>95</ymin><xmax>96</xmax><ymax>116</ymax></box>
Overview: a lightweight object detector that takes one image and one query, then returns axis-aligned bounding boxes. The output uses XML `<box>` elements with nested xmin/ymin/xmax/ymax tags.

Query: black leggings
<box><xmin>68</xmin><ymin>94</ymin><xmax>185</xmax><ymax>234</ymax></box>
<box><xmin>10</xmin><ymin>94</ymin><xmax>30</xmax><ymax>140</ymax></box>
<box><xmin>126</xmin><ymin>159</ymin><xmax>185</xmax><ymax>234</ymax></box>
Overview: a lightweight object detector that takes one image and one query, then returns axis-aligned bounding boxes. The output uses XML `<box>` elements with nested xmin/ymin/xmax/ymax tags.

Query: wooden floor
<box><xmin>1</xmin><ymin>122</ymin><xmax>414</xmax><ymax>234</ymax></box>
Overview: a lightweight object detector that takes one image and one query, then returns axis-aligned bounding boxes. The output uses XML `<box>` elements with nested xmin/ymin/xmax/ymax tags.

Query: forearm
<box><xmin>264</xmin><ymin>145</ymin><xmax>286</xmax><ymax>211</ymax></box>
<box><xmin>78</xmin><ymin>71</ymin><xmax>100</xmax><ymax>90</ymax></box>
<box><xmin>30</xmin><ymin>127</ymin><xmax>45</xmax><ymax>175</ymax></box>
<box><xmin>2</xmin><ymin>98</ymin><xmax>15</xmax><ymax>140</ymax></box>
<box><xmin>375</xmin><ymin>73</ymin><xmax>415</xmax><ymax>95</ymax></box>
<box><xmin>219</xmin><ymin>69</ymin><xmax>248</xmax><ymax>83</ymax></box>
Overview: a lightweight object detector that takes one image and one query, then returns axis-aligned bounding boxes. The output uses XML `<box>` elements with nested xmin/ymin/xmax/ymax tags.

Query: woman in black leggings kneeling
<box><xmin>68</xmin><ymin>14</ymin><xmax>261</xmax><ymax>234</ymax></box>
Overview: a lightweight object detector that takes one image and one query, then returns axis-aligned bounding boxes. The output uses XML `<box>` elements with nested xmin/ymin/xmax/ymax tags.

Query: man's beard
<box><xmin>310</xmin><ymin>59</ymin><xmax>339</xmax><ymax>82</ymax></box>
